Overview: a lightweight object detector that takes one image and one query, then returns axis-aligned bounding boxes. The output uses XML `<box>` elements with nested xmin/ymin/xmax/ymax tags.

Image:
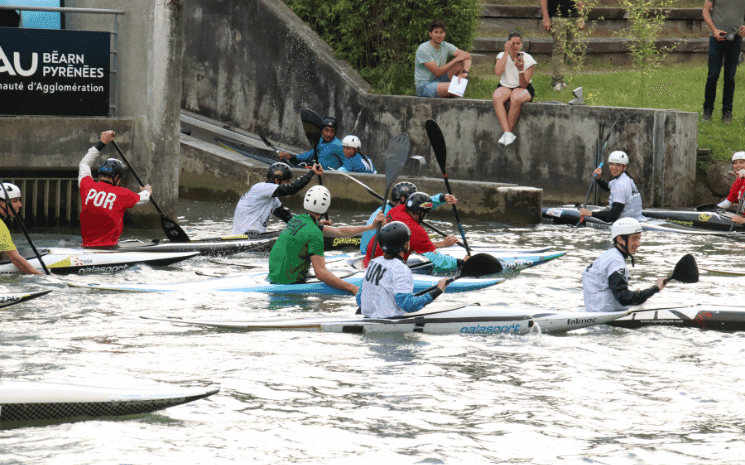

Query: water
<box><xmin>2</xmin><ymin>200</ymin><xmax>744</xmax><ymax>465</ymax></box>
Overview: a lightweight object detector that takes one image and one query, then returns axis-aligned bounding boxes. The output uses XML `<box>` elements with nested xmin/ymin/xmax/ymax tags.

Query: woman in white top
<box><xmin>492</xmin><ymin>31</ymin><xmax>537</xmax><ymax>146</ymax></box>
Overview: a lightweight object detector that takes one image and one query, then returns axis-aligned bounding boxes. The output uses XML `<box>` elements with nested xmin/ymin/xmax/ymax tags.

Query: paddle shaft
<box><xmin>110</xmin><ymin>141</ymin><xmax>166</xmax><ymax>217</ymax></box>
<box><xmin>576</xmin><ymin>162</ymin><xmax>604</xmax><ymax>228</ymax></box>
<box><xmin>0</xmin><ymin>180</ymin><xmax>50</xmax><ymax>275</ymax></box>
<box><xmin>729</xmin><ymin>195</ymin><xmax>745</xmax><ymax>232</ymax></box>
<box><xmin>441</xmin><ymin>174</ymin><xmax>472</xmax><ymax>255</ymax></box>
<box><xmin>331</xmin><ymin>169</ymin><xmax>468</xmax><ymax>248</ymax></box>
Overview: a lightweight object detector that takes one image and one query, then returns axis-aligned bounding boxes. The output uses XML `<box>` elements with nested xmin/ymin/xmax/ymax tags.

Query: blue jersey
<box><xmin>295</xmin><ymin>138</ymin><xmax>344</xmax><ymax>170</ymax></box>
<box><xmin>337</xmin><ymin>153</ymin><xmax>376</xmax><ymax>174</ymax></box>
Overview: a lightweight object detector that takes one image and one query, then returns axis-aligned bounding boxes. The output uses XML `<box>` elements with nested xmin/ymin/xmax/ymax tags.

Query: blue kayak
<box><xmin>68</xmin><ymin>270</ymin><xmax>505</xmax><ymax>295</ymax></box>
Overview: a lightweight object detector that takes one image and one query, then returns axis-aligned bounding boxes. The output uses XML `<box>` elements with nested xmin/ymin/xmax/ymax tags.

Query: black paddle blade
<box><xmin>383</xmin><ymin>133</ymin><xmax>411</xmax><ymax>193</ymax></box>
<box><xmin>162</xmin><ymin>215</ymin><xmax>190</xmax><ymax>243</ymax></box>
<box><xmin>669</xmin><ymin>253</ymin><xmax>698</xmax><ymax>283</ymax></box>
<box><xmin>461</xmin><ymin>253</ymin><xmax>503</xmax><ymax>277</ymax></box>
<box><xmin>695</xmin><ymin>203</ymin><xmax>719</xmax><ymax>212</ymax></box>
<box><xmin>259</xmin><ymin>134</ymin><xmax>276</xmax><ymax>151</ymax></box>
<box><xmin>300</xmin><ymin>109</ymin><xmax>323</xmax><ymax>150</ymax></box>
<box><xmin>425</xmin><ymin>119</ymin><xmax>447</xmax><ymax>174</ymax></box>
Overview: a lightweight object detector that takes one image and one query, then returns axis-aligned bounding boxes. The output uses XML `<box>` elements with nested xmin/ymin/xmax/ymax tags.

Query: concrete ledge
<box><xmin>179</xmin><ymin>135</ymin><xmax>543</xmax><ymax>225</ymax></box>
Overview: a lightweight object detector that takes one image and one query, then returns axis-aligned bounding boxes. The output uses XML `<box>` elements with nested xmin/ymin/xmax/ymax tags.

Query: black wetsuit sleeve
<box><xmin>608</xmin><ymin>270</ymin><xmax>659</xmax><ymax>306</ymax></box>
<box><xmin>592</xmin><ymin>202</ymin><xmax>625</xmax><ymax>223</ymax></box>
<box><xmin>273</xmin><ymin>206</ymin><xmax>293</xmax><ymax>223</ymax></box>
<box><xmin>594</xmin><ymin>178</ymin><xmax>610</xmax><ymax>191</ymax></box>
<box><xmin>272</xmin><ymin>170</ymin><xmax>314</xmax><ymax>197</ymax></box>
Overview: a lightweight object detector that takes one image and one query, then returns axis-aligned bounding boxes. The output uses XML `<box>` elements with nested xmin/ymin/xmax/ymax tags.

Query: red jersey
<box><xmin>725</xmin><ymin>178</ymin><xmax>745</xmax><ymax>205</ymax></box>
<box><xmin>79</xmin><ymin>176</ymin><xmax>141</xmax><ymax>247</ymax></box>
<box><xmin>363</xmin><ymin>204</ymin><xmax>436</xmax><ymax>267</ymax></box>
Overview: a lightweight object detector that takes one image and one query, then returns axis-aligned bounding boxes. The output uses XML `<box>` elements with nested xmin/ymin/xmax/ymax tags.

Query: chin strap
<box><xmin>615</xmin><ymin>239</ymin><xmax>634</xmax><ymax>267</ymax></box>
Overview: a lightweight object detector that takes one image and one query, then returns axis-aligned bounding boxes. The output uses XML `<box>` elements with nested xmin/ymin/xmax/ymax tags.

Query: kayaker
<box><xmin>0</xmin><ymin>183</ymin><xmax>43</xmax><ymax>275</ymax></box>
<box><xmin>268</xmin><ymin>185</ymin><xmax>384</xmax><ymax>295</ymax></box>
<box><xmin>357</xmin><ymin>221</ymin><xmax>449</xmax><ymax>318</ymax></box>
<box><xmin>359</xmin><ymin>182</ymin><xmax>457</xmax><ymax>254</ymax></box>
<box><xmin>231</xmin><ymin>162</ymin><xmax>323</xmax><ymax>235</ymax></box>
<box><xmin>716</xmin><ymin>151</ymin><xmax>745</xmax><ymax>224</ymax></box>
<box><xmin>78</xmin><ymin>130</ymin><xmax>152</xmax><ymax>248</ymax></box>
<box><xmin>582</xmin><ymin>218</ymin><xmax>666</xmax><ymax>313</ymax></box>
<box><xmin>578</xmin><ymin>150</ymin><xmax>645</xmax><ymax>223</ymax></box>
<box><xmin>336</xmin><ymin>135</ymin><xmax>376</xmax><ymax>174</ymax></box>
<box><xmin>278</xmin><ymin>117</ymin><xmax>344</xmax><ymax>170</ymax></box>
<box><xmin>363</xmin><ymin>192</ymin><xmax>468</xmax><ymax>273</ymax></box>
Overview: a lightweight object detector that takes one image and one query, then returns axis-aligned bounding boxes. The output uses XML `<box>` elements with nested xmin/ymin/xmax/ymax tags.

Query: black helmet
<box><xmin>378</xmin><ymin>221</ymin><xmax>411</xmax><ymax>255</ymax></box>
<box><xmin>391</xmin><ymin>182</ymin><xmax>417</xmax><ymax>203</ymax></box>
<box><xmin>405</xmin><ymin>192</ymin><xmax>434</xmax><ymax>215</ymax></box>
<box><xmin>98</xmin><ymin>158</ymin><xmax>126</xmax><ymax>178</ymax></box>
<box><xmin>267</xmin><ymin>162</ymin><xmax>293</xmax><ymax>183</ymax></box>
<box><xmin>321</xmin><ymin>116</ymin><xmax>337</xmax><ymax>131</ymax></box>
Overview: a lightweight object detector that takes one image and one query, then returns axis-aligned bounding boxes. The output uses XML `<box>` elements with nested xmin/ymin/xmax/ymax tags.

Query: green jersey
<box><xmin>0</xmin><ymin>220</ymin><xmax>16</xmax><ymax>253</ymax></box>
<box><xmin>268</xmin><ymin>214</ymin><xmax>324</xmax><ymax>284</ymax></box>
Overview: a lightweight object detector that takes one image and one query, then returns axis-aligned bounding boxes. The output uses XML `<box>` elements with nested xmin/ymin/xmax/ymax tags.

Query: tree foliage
<box><xmin>284</xmin><ymin>0</ymin><xmax>480</xmax><ymax>94</ymax></box>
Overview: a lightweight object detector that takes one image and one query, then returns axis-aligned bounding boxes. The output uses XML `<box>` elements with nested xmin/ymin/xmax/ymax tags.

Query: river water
<box><xmin>1</xmin><ymin>200</ymin><xmax>744</xmax><ymax>465</ymax></box>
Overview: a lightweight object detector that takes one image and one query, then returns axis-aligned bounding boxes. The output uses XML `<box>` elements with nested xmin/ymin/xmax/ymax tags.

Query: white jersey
<box><xmin>582</xmin><ymin>248</ymin><xmax>629</xmax><ymax>313</ymax></box>
<box><xmin>608</xmin><ymin>172</ymin><xmax>644</xmax><ymax>221</ymax></box>
<box><xmin>360</xmin><ymin>257</ymin><xmax>414</xmax><ymax>319</ymax></box>
<box><xmin>231</xmin><ymin>182</ymin><xmax>281</xmax><ymax>234</ymax></box>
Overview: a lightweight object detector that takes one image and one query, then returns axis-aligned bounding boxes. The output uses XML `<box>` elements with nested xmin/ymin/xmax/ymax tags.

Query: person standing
<box><xmin>0</xmin><ymin>183</ymin><xmax>42</xmax><ymax>275</ymax></box>
<box><xmin>582</xmin><ymin>218</ymin><xmax>665</xmax><ymax>313</ymax></box>
<box><xmin>278</xmin><ymin>117</ymin><xmax>344</xmax><ymax>169</ymax></box>
<box><xmin>414</xmin><ymin>20</ymin><xmax>472</xmax><ymax>98</ymax></box>
<box><xmin>78</xmin><ymin>130</ymin><xmax>152</xmax><ymax>248</ymax></box>
<box><xmin>540</xmin><ymin>0</ymin><xmax>584</xmax><ymax>92</ymax></box>
<box><xmin>357</xmin><ymin>221</ymin><xmax>449</xmax><ymax>319</ymax></box>
<box><xmin>702</xmin><ymin>0</ymin><xmax>745</xmax><ymax>123</ymax></box>
<box><xmin>232</xmin><ymin>162</ymin><xmax>323</xmax><ymax>235</ymax></box>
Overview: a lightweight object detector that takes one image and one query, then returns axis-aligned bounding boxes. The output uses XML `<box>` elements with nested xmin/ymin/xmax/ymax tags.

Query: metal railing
<box><xmin>5</xmin><ymin>176</ymin><xmax>81</xmax><ymax>228</ymax></box>
<box><xmin>0</xmin><ymin>5</ymin><xmax>126</xmax><ymax>116</ymax></box>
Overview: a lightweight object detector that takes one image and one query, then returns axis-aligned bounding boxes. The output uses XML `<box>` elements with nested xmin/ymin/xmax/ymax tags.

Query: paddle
<box><xmin>0</xmin><ymin>180</ymin><xmax>50</xmax><ymax>275</ymax></box>
<box><xmin>695</xmin><ymin>203</ymin><xmax>719</xmax><ymax>212</ymax></box>
<box><xmin>413</xmin><ymin>253</ymin><xmax>503</xmax><ymax>297</ymax></box>
<box><xmin>576</xmin><ymin>162</ymin><xmax>604</xmax><ymax>227</ymax></box>
<box><xmin>663</xmin><ymin>253</ymin><xmax>699</xmax><ymax>285</ymax></box>
<box><xmin>729</xmin><ymin>196</ymin><xmax>744</xmax><ymax>232</ymax></box>
<box><xmin>259</xmin><ymin>134</ymin><xmax>298</xmax><ymax>167</ymax></box>
<box><xmin>425</xmin><ymin>119</ymin><xmax>472</xmax><ymax>256</ymax></box>
<box><xmin>299</xmin><ymin>109</ymin><xmax>330</xmax><ymax>220</ymax></box>
<box><xmin>110</xmin><ymin>141</ymin><xmax>191</xmax><ymax>243</ymax></box>
<box><xmin>329</xmin><ymin>167</ymin><xmax>468</xmax><ymax>249</ymax></box>
<box><xmin>369</xmin><ymin>133</ymin><xmax>411</xmax><ymax>257</ymax></box>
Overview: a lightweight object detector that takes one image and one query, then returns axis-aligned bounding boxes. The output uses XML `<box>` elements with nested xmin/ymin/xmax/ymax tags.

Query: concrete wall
<box><xmin>180</xmin><ymin>136</ymin><xmax>543</xmax><ymax>225</ymax></box>
<box><xmin>181</xmin><ymin>0</ymin><xmax>698</xmax><ymax>208</ymax></box>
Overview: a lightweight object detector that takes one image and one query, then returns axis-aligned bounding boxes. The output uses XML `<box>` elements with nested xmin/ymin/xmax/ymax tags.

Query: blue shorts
<box><xmin>416</xmin><ymin>75</ymin><xmax>450</xmax><ymax>98</ymax></box>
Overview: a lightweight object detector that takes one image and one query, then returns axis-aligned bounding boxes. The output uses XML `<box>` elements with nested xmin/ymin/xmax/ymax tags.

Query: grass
<box><xmin>464</xmin><ymin>62</ymin><xmax>745</xmax><ymax>162</ymax></box>
<box><xmin>481</xmin><ymin>0</ymin><xmax>702</xmax><ymax>6</ymax></box>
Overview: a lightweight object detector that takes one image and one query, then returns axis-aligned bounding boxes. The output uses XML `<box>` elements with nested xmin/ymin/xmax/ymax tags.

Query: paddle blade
<box><xmin>460</xmin><ymin>253</ymin><xmax>503</xmax><ymax>277</ymax></box>
<box><xmin>695</xmin><ymin>203</ymin><xmax>718</xmax><ymax>212</ymax></box>
<box><xmin>300</xmin><ymin>109</ymin><xmax>323</xmax><ymax>149</ymax></box>
<box><xmin>162</xmin><ymin>215</ymin><xmax>190</xmax><ymax>243</ymax></box>
<box><xmin>383</xmin><ymin>133</ymin><xmax>410</xmax><ymax>193</ymax></box>
<box><xmin>425</xmin><ymin>119</ymin><xmax>447</xmax><ymax>174</ymax></box>
<box><xmin>668</xmin><ymin>253</ymin><xmax>698</xmax><ymax>283</ymax></box>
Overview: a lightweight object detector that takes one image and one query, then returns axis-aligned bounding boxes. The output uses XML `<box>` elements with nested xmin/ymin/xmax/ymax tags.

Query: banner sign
<box><xmin>0</xmin><ymin>27</ymin><xmax>110</xmax><ymax>116</ymax></box>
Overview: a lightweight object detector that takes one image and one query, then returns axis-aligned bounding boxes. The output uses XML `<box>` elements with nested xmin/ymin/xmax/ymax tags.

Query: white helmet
<box><xmin>611</xmin><ymin>218</ymin><xmax>642</xmax><ymax>241</ymax></box>
<box><xmin>608</xmin><ymin>150</ymin><xmax>629</xmax><ymax>165</ymax></box>
<box><xmin>342</xmin><ymin>135</ymin><xmax>361</xmax><ymax>149</ymax></box>
<box><xmin>304</xmin><ymin>185</ymin><xmax>331</xmax><ymax>214</ymax></box>
<box><xmin>0</xmin><ymin>183</ymin><xmax>21</xmax><ymax>200</ymax></box>
<box><xmin>732</xmin><ymin>152</ymin><xmax>745</xmax><ymax>162</ymax></box>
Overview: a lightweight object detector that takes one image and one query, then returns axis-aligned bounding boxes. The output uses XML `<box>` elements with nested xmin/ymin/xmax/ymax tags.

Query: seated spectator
<box><xmin>492</xmin><ymin>31</ymin><xmax>536</xmax><ymax>146</ymax></box>
<box><xmin>414</xmin><ymin>20</ymin><xmax>472</xmax><ymax>98</ymax></box>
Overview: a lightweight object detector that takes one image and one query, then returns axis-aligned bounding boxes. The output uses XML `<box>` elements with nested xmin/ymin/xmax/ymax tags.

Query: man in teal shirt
<box><xmin>415</xmin><ymin>20</ymin><xmax>472</xmax><ymax>98</ymax></box>
<box><xmin>268</xmin><ymin>185</ymin><xmax>383</xmax><ymax>295</ymax></box>
<box><xmin>279</xmin><ymin>117</ymin><xmax>344</xmax><ymax>169</ymax></box>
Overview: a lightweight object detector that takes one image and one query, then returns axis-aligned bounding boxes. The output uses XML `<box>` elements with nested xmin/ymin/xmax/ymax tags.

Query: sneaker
<box><xmin>498</xmin><ymin>133</ymin><xmax>507</xmax><ymax>145</ymax></box>
<box><xmin>553</xmin><ymin>82</ymin><xmax>567</xmax><ymax>92</ymax></box>
<box><xmin>702</xmin><ymin>109</ymin><xmax>712</xmax><ymax>122</ymax></box>
<box><xmin>723</xmin><ymin>112</ymin><xmax>732</xmax><ymax>124</ymax></box>
<box><xmin>502</xmin><ymin>132</ymin><xmax>516</xmax><ymax>146</ymax></box>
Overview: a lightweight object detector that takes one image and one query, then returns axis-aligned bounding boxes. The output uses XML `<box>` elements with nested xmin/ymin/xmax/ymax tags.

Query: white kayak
<box><xmin>0</xmin><ymin>381</ymin><xmax>218</xmax><ymax>428</ymax></box>
<box><xmin>0</xmin><ymin>290</ymin><xmax>52</xmax><ymax>308</ymax></box>
<box><xmin>0</xmin><ymin>247</ymin><xmax>200</xmax><ymax>275</ymax></box>
<box><xmin>69</xmin><ymin>270</ymin><xmax>505</xmax><ymax>295</ymax></box>
<box><xmin>141</xmin><ymin>305</ymin><xmax>634</xmax><ymax>335</ymax></box>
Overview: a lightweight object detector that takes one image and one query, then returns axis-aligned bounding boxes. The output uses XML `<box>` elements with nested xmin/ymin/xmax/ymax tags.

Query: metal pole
<box><xmin>594</xmin><ymin>122</ymin><xmax>604</xmax><ymax>206</ymax></box>
<box><xmin>111</xmin><ymin>14</ymin><xmax>119</xmax><ymax>116</ymax></box>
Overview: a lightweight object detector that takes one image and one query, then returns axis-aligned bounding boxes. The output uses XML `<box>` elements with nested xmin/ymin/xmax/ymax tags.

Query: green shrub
<box><xmin>284</xmin><ymin>0</ymin><xmax>480</xmax><ymax>94</ymax></box>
